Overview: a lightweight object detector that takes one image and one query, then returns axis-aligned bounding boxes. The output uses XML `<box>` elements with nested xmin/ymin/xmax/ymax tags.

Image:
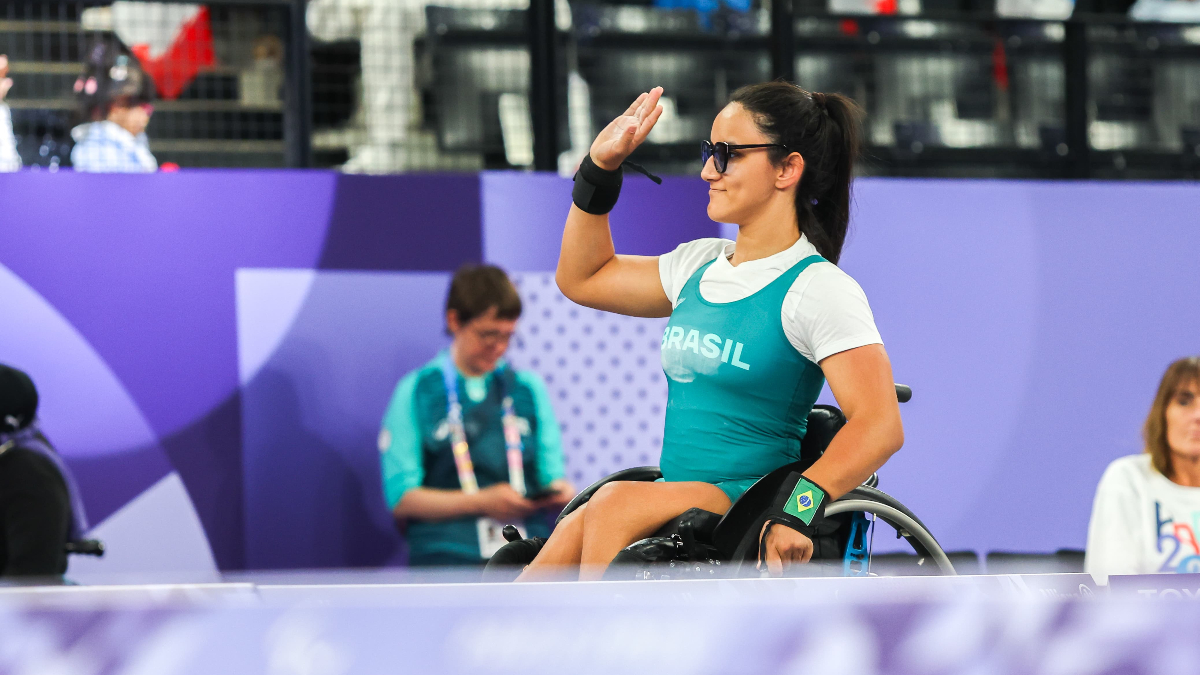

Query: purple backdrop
<box><xmin>0</xmin><ymin>171</ymin><xmax>481</xmax><ymax>570</ymax></box>
<box><xmin>2</xmin><ymin>170</ymin><xmax>1199</xmax><ymax>571</ymax></box>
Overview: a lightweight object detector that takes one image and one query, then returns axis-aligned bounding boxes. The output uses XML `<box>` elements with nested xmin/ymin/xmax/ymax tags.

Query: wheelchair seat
<box><xmin>487</xmin><ymin>383</ymin><xmax>952</xmax><ymax>579</ymax></box>
<box><xmin>554</xmin><ymin>403</ymin><xmax>851</xmax><ymax>526</ymax></box>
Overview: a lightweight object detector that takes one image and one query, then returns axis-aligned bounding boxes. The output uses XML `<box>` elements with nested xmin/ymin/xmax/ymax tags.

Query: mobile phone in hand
<box><xmin>526</xmin><ymin>487</ymin><xmax>561</xmax><ymax>501</ymax></box>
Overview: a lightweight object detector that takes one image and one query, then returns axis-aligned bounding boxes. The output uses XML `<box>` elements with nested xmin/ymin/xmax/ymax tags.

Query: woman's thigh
<box><xmin>533</xmin><ymin>503</ymin><xmax>586</xmax><ymax>564</ymax></box>
<box><xmin>582</xmin><ymin>480</ymin><xmax>732</xmax><ymax>545</ymax></box>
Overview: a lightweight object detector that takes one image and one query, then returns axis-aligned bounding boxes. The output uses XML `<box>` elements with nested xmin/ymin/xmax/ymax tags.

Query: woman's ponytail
<box><xmin>729</xmin><ymin>83</ymin><xmax>864</xmax><ymax>264</ymax></box>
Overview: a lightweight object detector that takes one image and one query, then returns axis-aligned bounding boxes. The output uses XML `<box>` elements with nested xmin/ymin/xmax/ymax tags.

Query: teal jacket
<box><xmin>379</xmin><ymin>354</ymin><xmax>565</xmax><ymax>564</ymax></box>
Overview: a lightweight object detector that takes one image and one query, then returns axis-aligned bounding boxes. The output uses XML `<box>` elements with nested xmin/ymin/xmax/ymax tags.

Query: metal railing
<box><xmin>3</xmin><ymin>0</ymin><xmax>1199</xmax><ymax>178</ymax></box>
<box><xmin>319</xmin><ymin>2</ymin><xmax>1200</xmax><ymax>178</ymax></box>
<box><xmin>1</xmin><ymin>0</ymin><xmax>307</xmax><ymax>169</ymax></box>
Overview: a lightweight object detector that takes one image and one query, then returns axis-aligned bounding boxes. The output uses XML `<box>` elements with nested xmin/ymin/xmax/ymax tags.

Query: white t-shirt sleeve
<box><xmin>783</xmin><ymin>265</ymin><xmax>883</xmax><ymax>364</ymax></box>
<box><xmin>657</xmin><ymin>238</ymin><xmax>731</xmax><ymax>307</ymax></box>
<box><xmin>1084</xmin><ymin>459</ymin><xmax>1145</xmax><ymax>581</ymax></box>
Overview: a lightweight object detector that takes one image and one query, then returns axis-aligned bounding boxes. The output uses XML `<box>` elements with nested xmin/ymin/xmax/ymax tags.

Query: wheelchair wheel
<box><xmin>716</xmin><ymin>486</ymin><xmax>957</xmax><ymax>578</ymax></box>
<box><xmin>602</xmin><ymin>485</ymin><xmax>957</xmax><ymax>580</ymax></box>
<box><xmin>824</xmin><ymin>498</ymin><xmax>957</xmax><ymax>576</ymax></box>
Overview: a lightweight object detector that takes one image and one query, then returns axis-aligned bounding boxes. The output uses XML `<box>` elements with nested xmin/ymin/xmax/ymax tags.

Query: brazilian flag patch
<box><xmin>782</xmin><ymin>477</ymin><xmax>825</xmax><ymax>526</ymax></box>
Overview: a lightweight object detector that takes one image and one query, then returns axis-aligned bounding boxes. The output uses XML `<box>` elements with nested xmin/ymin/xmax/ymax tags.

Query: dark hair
<box><xmin>0</xmin><ymin>364</ymin><xmax>38</xmax><ymax>433</ymax></box>
<box><xmin>445</xmin><ymin>264</ymin><xmax>522</xmax><ymax>330</ymax></box>
<box><xmin>1144</xmin><ymin>356</ymin><xmax>1200</xmax><ymax>478</ymax></box>
<box><xmin>74</xmin><ymin>37</ymin><xmax>155</xmax><ymax>122</ymax></box>
<box><xmin>729</xmin><ymin>82</ymin><xmax>863</xmax><ymax>264</ymax></box>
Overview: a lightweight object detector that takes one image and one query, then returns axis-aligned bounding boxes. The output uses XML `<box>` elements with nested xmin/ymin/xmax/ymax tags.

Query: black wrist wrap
<box><xmin>572</xmin><ymin>155</ymin><xmax>624</xmax><ymax>215</ymax></box>
<box><xmin>764</xmin><ymin>473</ymin><xmax>830</xmax><ymax>540</ymax></box>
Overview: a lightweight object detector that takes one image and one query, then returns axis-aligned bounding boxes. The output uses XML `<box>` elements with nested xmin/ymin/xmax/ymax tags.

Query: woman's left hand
<box><xmin>759</xmin><ymin>521</ymin><xmax>813</xmax><ymax>576</ymax></box>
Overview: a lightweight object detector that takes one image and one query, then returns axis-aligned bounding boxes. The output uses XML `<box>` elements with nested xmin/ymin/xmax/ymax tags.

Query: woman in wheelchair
<box><xmin>516</xmin><ymin>82</ymin><xmax>904</xmax><ymax>580</ymax></box>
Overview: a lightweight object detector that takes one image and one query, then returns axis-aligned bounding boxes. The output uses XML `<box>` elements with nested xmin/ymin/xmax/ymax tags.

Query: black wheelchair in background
<box><xmin>66</xmin><ymin>539</ymin><xmax>104</xmax><ymax>558</ymax></box>
<box><xmin>487</xmin><ymin>384</ymin><xmax>956</xmax><ymax>580</ymax></box>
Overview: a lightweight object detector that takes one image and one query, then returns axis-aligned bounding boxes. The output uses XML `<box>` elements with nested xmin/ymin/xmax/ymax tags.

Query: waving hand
<box><xmin>589</xmin><ymin>87</ymin><xmax>664</xmax><ymax>171</ymax></box>
<box><xmin>556</xmin><ymin>86</ymin><xmax>672</xmax><ymax>320</ymax></box>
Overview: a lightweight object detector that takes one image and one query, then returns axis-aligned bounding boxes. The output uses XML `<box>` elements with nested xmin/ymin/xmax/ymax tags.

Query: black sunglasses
<box><xmin>701</xmin><ymin>140</ymin><xmax>791</xmax><ymax>173</ymax></box>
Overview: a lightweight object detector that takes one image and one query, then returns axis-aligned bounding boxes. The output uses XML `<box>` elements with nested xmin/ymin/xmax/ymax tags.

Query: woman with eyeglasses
<box><xmin>515</xmin><ymin>82</ymin><xmax>903</xmax><ymax>580</ymax></box>
<box><xmin>69</xmin><ymin>39</ymin><xmax>158</xmax><ymax>173</ymax></box>
<box><xmin>379</xmin><ymin>264</ymin><xmax>575</xmax><ymax>569</ymax></box>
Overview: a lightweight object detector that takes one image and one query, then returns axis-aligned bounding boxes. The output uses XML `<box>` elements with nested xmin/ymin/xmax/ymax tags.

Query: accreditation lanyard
<box><xmin>440</xmin><ymin>354</ymin><xmax>527</xmax><ymax>496</ymax></box>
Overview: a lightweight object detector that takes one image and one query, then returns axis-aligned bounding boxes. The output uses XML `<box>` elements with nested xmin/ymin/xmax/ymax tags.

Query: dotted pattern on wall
<box><xmin>508</xmin><ymin>272</ymin><xmax>669</xmax><ymax>490</ymax></box>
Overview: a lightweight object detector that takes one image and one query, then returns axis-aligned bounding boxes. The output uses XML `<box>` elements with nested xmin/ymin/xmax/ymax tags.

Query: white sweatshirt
<box><xmin>1084</xmin><ymin>454</ymin><xmax>1200</xmax><ymax>582</ymax></box>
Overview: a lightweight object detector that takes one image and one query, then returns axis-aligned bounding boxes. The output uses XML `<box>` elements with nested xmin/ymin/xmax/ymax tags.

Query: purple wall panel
<box><xmin>319</xmin><ymin>174</ymin><xmax>483</xmax><ymax>270</ymax></box>
<box><xmin>238</xmin><ymin>271</ymin><xmax>452</xmax><ymax>569</ymax></box>
<box><xmin>959</xmin><ymin>182</ymin><xmax>1200</xmax><ymax>552</ymax></box>
<box><xmin>4</xmin><ymin>170</ymin><xmax>1200</xmax><ymax>570</ymax></box>
<box><xmin>0</xmin><ymin>171</ymin><xmax>336</xmax><ymax>437</ymax></box>
<box><xmin>830</xmin><ymin>179</ymin><xmax>1200</xmax><ymax>553</ymax></box>
<box><xmin>0</xmin><ymin>170</ymin><xmax>340</xmax><ymax>568</ymax></box>
<box><xmin>0</xmin><ymin>264</ymin><xmax>173</xmax><ymax>525</ymax></box>
<box><xmin>0</xmin><ymin>171</ymin><xmax>484</xmax><ymax>569</ymax></box>
<box><xmin>506</xmin><ymin>273</ymin><xmax>670</xmax><ymax>488</ymax></box>
<box><xmin>836</xmin><ymin>179</ymin><xmax>1042</xmax><ymax>553</ymax></box>
<box><xmin>610</xmin><ymin>176</ymin><xmax>720</xmax><ymax>256</ymax></box>
<box><xmin>482</xmin><ymin>172</ymin><xmax>573</xmax><ymax>271</ymax></box>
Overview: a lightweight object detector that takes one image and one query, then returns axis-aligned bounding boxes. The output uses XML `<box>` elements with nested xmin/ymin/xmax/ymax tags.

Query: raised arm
<box><xmin>556</xmin><ymin>87</ymin><xmax>673</xmax><ymax>318</ymax></box>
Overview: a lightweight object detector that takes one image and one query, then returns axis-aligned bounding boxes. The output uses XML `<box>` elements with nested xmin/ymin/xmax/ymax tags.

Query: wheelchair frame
<box><xmin>554</xmin><ymin>384</ymin><xmax>957</xmax><ymax>577</ymax></box>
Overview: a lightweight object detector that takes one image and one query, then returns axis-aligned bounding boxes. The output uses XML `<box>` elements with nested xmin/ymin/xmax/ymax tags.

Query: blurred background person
<box><xmin>0</xmin><ymin>54</ymin><xmax>19</xmax><ymax>172</ymax></box>
<box><xmin>1086</xmin><ymin>356</ymin><xmax>1200</xmax><ymax>581</ymax></box>
<box><xmin>70</xmin><ymin>39</ymin><xmax>158</xmax><ymax>173</ymax></box>
<box><xmin>0</xmin><ymin>365</ymin><xmax>89</xmax><ymax>582</ymax></box>
<box><xmin>379</xmin><ymin>264</ymin><xmax>574</xmax><ymax>568</ymax></box>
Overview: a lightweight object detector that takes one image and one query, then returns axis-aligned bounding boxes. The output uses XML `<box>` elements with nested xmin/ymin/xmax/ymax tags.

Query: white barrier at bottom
<box><xmin>0</xmin><ymin>573</ymin><xmax>1197</xmax><ymax>675</ymax></box>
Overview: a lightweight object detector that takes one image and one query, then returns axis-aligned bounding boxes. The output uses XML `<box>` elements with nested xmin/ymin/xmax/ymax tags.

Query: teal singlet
<box><xmin>659</xmin><ymin>253</ymin><xmax>827</xmax><ymax>503</ymax></box>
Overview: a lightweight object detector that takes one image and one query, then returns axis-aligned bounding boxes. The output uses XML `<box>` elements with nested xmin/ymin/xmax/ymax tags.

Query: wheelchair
<box><xmin>486</xmin><ymin>384</ymin><xmax>955</xmax><ymax>580</ymax></box>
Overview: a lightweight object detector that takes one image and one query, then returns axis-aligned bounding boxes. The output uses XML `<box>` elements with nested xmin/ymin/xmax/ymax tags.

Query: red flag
<box><xmin>114</xmin><ymin>3</ymin><xmax>216</xmax><ymax>100</ymax></box>
<box><xmin>991</xmin><ymin>38</ymin><xmax>1010</xmax><ymax>92</ymax></box>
